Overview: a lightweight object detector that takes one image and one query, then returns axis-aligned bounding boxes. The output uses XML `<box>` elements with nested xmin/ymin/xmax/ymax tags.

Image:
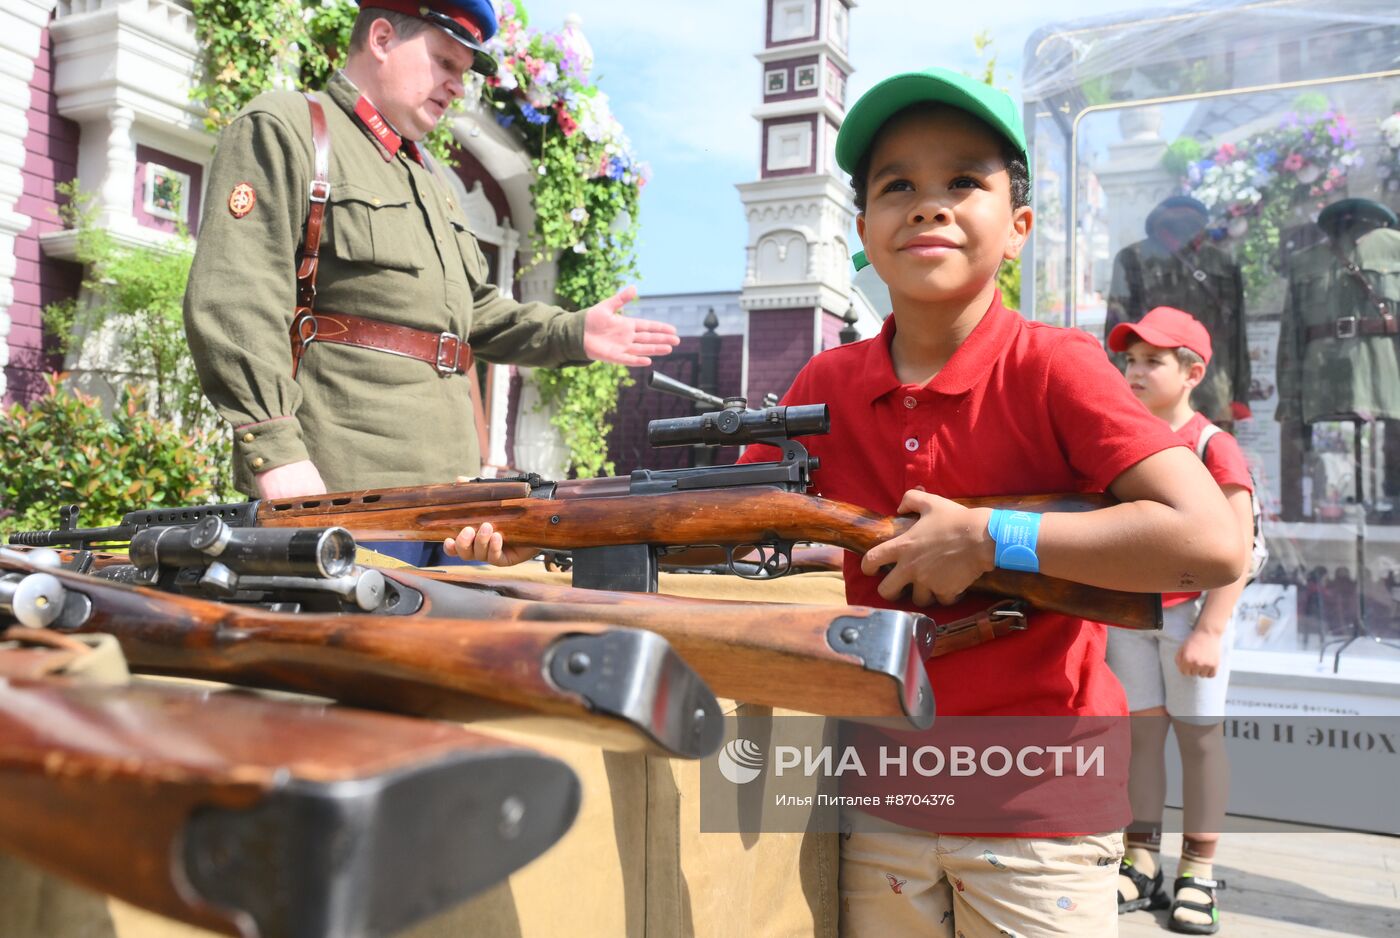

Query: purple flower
<box><xmin>561</xmin><ymin>50</ymin><xmax>583</xmax><ymax>80</ymax></box>
<box><xmin>496</xmin><ymin>112</ymin><xmax>516</xmax><ymax>128</ymax></box>
<box><xmin>606</xmin><ymin>157</ymin><xmax>626</xmax><ymax>181</ymax></box>
<box><xmin>519</xmin><ymin>102</ymin><xmax>550</xmax><ymax>125</ymax></box>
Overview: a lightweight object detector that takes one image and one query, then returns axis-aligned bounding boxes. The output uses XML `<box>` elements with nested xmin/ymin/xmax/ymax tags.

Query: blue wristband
<box><xmin>987</xmin><ymin>509</ymin><xmax>1042</xmax><ymax>573</ymax></box>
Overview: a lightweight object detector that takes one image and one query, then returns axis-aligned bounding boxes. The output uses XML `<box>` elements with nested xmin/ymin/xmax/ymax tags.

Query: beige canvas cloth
<box><xmin>1</xmin><ymin>563</ymin><xmax>846</xmax><ymax>938</ymax></box>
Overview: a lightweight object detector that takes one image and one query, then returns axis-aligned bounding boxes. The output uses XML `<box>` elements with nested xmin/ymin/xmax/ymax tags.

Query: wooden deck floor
<box><xmin>1119</xmin><ymin>812</ymin><xmax>1400</xmax><ymax>937</ymax></box>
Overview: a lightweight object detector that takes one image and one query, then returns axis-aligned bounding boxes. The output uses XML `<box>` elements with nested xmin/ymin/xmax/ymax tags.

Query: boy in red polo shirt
<box><xmin>744</xmin><ymin>70</ymin><xmax>1241</xmax><ymax>937</ymax></box>
<box><xmin>444</xmin><ymin>68</ymin><xmax>1243</xmax><ymax>938</ymax></box>
<box><xmin>1106</xmin><ymin>307</ymin><xmax>1254</xmax><ymax>935</ymax></box>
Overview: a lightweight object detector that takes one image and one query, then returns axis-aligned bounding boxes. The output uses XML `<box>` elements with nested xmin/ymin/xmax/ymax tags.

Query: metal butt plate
<box><xmin>826</xmin><ymin>611</ymin><xmax>936</xmax><ymax>729</ymax></box>
<box><xmin>547</xmin><ymin>629</ymin><xmax>723</xmax><ymax>759</ymax></box>
<box><xmin>181</xmin><ymin>750</ymin><xmax>580</xmax><ymax>938</ymax></box>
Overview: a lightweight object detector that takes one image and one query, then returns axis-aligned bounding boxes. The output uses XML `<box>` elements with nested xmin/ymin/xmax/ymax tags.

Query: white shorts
<box><xmin>1104</xmin><ymin>596</ymin><xmax>1234</xmax><ymax>722</ymax></box>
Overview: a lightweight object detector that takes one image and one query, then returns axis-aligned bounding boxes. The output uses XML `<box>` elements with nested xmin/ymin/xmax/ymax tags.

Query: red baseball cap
<box><xmin>1107</xmin><ymin>306</ymin><xmax>1212</xmax><ymax>365</ymax></box>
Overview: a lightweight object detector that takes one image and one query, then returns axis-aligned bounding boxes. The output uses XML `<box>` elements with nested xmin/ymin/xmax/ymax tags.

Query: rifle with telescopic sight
<box><xmin>8</xmin><ymin>379</ymin><xmax>1161</xmax><ymax>630</ymax></box>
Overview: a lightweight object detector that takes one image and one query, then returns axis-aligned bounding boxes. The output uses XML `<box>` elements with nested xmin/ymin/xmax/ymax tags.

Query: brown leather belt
<box><xmin>288</xmin><ymin>96</ymin><xmax>472</xmax><ymax>381</ymax></box>
<box><xmin>1304</xmin><ymin>314</ymin><xmax>1398</xmax><ymax>342</ymax></box>
<box><xmin>290</xmin><ymin>309</ymin><xmax>473</xmax><ymax>378</ymax></box>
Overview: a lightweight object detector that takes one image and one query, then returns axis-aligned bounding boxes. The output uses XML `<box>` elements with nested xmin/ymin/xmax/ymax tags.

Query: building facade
<box><xmin>0</xmin><ymin>0</ymin><xmax>557</xmax><ymax>470</ymax></box>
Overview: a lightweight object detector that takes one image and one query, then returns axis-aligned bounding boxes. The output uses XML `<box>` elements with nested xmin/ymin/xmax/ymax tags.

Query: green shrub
<box><xmin>0</xmin><ymin>375</ymin><xmax>236</xmax><ymax>533</ymax></box>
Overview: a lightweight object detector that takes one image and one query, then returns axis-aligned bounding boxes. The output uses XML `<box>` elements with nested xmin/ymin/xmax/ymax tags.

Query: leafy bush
<box><xmin>0</xmin><ymin>375</ymin><xmax>237</xmax><ymax>533</ymax></box>
<box><xmin>44</xmin><ymin>184</ymin><xmax>217</xmax><ymax>435</ymax></box>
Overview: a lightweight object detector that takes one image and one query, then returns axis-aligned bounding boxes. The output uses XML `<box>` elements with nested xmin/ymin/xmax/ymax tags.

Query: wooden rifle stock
<box><xmin>256</xmin><ymin>487</ymin><xmax>1160</xmax><ymax>629</ymax></box>
<box><xmin>0</xmin><ymin>672</ymin><xmax>578</xmax><ymax>938</ymax></box>
<box><xmin>0</xmin><ymin>556</ymin><xmax>721</xmax><ymax>758</ymax></box>
<box><xmin>390</xmin><ymin>569</ymin><xmax>936</xmax><ymax>728</ymax></box>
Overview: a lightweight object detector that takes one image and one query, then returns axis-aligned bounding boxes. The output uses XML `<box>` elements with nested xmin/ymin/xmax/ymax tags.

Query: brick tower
<box><xmin>737</xmin><ymin>0</ymin><xmax>857</xmax><ymax>402</ymax></box>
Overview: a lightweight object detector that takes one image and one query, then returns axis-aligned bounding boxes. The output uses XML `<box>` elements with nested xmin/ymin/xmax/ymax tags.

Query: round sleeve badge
<box><xmin>228</xmin><ymin>183</ymin><xmax>256</xmax><ymax>219</ymax></box>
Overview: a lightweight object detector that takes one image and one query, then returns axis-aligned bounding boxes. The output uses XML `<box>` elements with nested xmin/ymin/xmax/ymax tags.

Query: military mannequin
<box><xmin>1105</xmin><ymin>195</ymin><xmax>1252</xmax><ymax>424</ymax></box>
<box><xmin>184</xmin><ymin>0</ymin><xmax>678</xmax><ymax>508</ymax></box>
<box><xmin>1275</xmin><ymin>198</ymin><xmax>1400</xmax><ymax>424</ymax></box>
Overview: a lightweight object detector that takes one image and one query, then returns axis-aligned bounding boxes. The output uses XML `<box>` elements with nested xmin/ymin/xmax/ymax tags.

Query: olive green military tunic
<box><xmin>1276</xmin><ymin>228</ymin><xmax>1400</xmax><ymax>424</ymax></box>
<box><xmin>1105</xmin><ymin>237</ymin><xmax>1250</xmax><ymax>423</ymax></box>
<box><xmin>184</xmin><ymin>72</ymin><xmax>588</xmax><ymax>495</ymax></box>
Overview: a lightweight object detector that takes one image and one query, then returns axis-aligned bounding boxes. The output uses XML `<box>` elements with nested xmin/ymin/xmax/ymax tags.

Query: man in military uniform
<box><xmin>1105</xmin><ymin>195</ymin><xmax>1252</xmax><ymax>424</ymax></box>
<box><xmin>184</xmin><ymin>0</ymin><xmax>678</xmax><ymax>505</ymax></box>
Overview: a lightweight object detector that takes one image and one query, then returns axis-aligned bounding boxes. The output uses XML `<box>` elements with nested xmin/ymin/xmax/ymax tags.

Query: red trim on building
<box><xmin>762</xmin><ymin>55</ymin><xmax>821</xmax><ymax>103</ymax></box>
<box><xmin>747</xmin><ymin>307</ymin><xmax>817</xmax><ymax>403</ymax></box>
<box><xmin>6</xmin><ymin>20</ymin><xmax>81</xmax><ymax>406</ymax></box>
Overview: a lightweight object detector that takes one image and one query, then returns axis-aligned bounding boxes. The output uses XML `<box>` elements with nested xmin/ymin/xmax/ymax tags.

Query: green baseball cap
<box><xmin>835</xmin><ymin>67</ymin><xmax>1027</xmax><ymax>176</ymax></box>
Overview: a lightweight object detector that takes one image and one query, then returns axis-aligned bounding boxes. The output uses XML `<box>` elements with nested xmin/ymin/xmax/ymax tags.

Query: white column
<box><xmin>487</xmin><ymin>226</ymin><xmax>521</xmax><ymax>467</ymax></box>
<box><xmin>0</xmin><ymin>0</ymin><xmax>59</xmax><ymax>399</ymax></box>
<box><xmin>96</xmin><ymin>104</ymin><xmax>135</xmax><ymax>231</ymax></box>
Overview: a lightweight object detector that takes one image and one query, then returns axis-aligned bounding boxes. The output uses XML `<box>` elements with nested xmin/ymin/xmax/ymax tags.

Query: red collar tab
<box><xmin>353</xmin><ymin>96</ymin><xmax>423</xmax><ymax>164</ymax></box>
<box><xmin>354</xmin><ymin>96</ymin><xmax>400</xmax><ymax>158</ymax></box>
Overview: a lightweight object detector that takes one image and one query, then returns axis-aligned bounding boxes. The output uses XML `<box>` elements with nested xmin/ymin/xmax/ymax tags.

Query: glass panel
<box><xmin>1051</xmin><ymin>71</ymin><xmax>1400</xmax><ymax>673</ymax></box>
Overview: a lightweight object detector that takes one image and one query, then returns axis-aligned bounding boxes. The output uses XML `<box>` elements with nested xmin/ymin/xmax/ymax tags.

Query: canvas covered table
<box><xmin>0</xmin><ymin>564</ymin><xmax>849</xmax><ymax>938</ymax></box>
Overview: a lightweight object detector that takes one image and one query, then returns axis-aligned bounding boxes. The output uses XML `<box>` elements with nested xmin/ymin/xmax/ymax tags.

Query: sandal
<box><xmin>1117</xmin><ymin>857</ymin><xmax>1168</xmax><ymax>914</ymax></box>
<box><xmin>1168</xmin><ymin>874</ymin><xmax>1226</xmax><ymax>935</ymax></box>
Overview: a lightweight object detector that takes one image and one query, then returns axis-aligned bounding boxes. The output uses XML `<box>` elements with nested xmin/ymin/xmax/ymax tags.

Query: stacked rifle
<box><xmin>0</xmin><ymin>377</ymin><xmax>1161</xmax><ymax>937</ymax></box>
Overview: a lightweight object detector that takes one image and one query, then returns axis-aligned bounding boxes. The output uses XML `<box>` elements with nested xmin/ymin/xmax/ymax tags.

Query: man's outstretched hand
<box><xmin>582</xmin><ymin>285</ymin><xmax>680</xmax><ymax>366</ymax></box>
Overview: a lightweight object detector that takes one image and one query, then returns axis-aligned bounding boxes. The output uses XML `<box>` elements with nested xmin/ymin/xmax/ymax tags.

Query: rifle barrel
<box><xmin>254</xmin><ymin>488</ymin><xmax>1159</xmax><ymax>629</ymax></box>
<box><xmin>0</xmin><ymin>556</ymin><xmax>722</xmax><ymax>758</ymax></box>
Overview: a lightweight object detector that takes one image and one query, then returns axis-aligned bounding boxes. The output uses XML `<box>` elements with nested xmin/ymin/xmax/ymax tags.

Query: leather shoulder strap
<box><xmin>295</xmin><ymin>93</ymin><xmax>332</xmax><ymax>312</ymax></box>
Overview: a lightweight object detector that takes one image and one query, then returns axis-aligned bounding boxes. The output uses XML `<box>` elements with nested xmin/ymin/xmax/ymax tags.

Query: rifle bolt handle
<box><xmin>25</xmin><ymin>548</ymin><xmax>61</xmax><ymax>569</ymax></box>
<box><xmin>353</xmin><ymin>568</ymin><xmax>387</xmax><ymax>611</ymax></box>
<box><xmin>13</xmin><ymin>573</ymin><xmax>65</xmax><ymax>629</ymax></box>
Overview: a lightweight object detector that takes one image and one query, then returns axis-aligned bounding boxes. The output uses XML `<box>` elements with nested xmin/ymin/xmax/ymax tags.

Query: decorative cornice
<box><xmin>751</xmin><ymin>95</ymin><xmax>845</xmax><ymax>126</ymax></box>
<box><xmin>755</xmin><ymin>40</ymin><xmax>852</xmax><ymax>75</ymax></box>
<box><xmin>49</xmin><ymin>0</ymin><xmax>205</xmax><ymax>139</ymax></box>
<box><xmin>39</xmin><ymin>222</ymin><xmax>189</xmax><ymax>261</ymax></box>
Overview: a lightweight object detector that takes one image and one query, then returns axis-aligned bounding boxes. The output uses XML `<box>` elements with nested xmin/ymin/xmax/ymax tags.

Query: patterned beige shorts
<box><xmin>839</xmin><ymin>809</ymin><xmax>1123</xmax><ymax>938</ymax></box>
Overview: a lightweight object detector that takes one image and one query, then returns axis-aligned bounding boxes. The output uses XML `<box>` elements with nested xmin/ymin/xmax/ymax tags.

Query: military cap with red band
<box><xmin>357</xmin><ymin>0</ymin><xmax>499</xmax><ymax>76</ymax></box>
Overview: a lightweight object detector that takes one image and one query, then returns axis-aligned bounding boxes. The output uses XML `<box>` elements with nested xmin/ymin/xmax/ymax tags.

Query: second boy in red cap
<box><xmin>1107</xmin><ymin>305</ymin><xmax>1255</xmax><ymax>935</ymax></box>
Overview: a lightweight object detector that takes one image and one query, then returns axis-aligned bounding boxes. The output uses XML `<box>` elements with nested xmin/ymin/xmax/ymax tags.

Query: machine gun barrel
<box><xmin>647</xmin><ymin>370</ymin><xmax>726</xmax><ymax>409</ymax></box>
